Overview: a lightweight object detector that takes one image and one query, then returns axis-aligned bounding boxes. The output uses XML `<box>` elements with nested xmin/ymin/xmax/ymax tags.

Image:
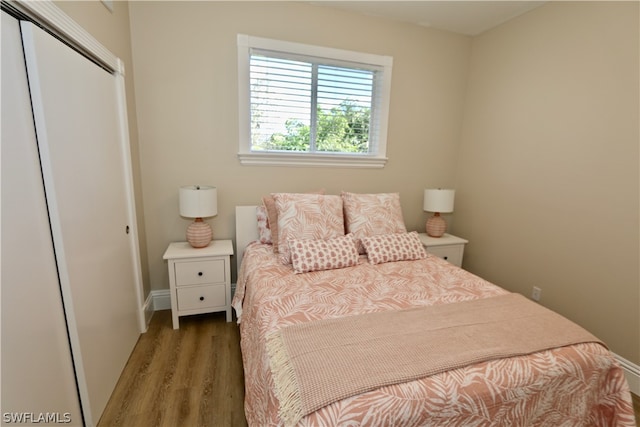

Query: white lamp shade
<box><xmin>179</xmin><ymin>185</ymin><xmax>217</xmax><ymax>218</ymax></box>
<box><xmin>423</xmin><ymin>189</ymin><xmax>455</xmax><ymax>213</ymax></box>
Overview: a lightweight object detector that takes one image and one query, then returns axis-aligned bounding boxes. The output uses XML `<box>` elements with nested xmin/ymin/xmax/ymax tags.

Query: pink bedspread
<box><xmin>232</xmin><ymin>242</ymin><xmax>635</xmax><ymax>426</ymax></box>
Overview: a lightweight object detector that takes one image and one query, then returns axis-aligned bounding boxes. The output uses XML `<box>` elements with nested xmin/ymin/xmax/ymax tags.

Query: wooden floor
<box><xmin>100</xmin><ymin>310</ymin><xmax>639</xmax><ymax>426</ymax></box>
<box><xmin>98</xmin><ymin>310</ymin><xmax>247</xmax><ymax>427</ymax></box>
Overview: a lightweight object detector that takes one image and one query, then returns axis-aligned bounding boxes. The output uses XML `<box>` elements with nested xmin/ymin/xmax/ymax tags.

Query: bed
<box><xmin>232</xmin><ymin>193</ymin><xmax>635</xmax><ymax>427</ymax></box>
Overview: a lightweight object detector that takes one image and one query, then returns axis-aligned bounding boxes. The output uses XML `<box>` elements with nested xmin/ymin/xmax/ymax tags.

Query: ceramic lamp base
<box><xmin>186</xmin><ymin>218</ymin><xmax>212</xmax><ymax>248</ymax></box>
<box><xmin>426</xmin><ymin>213</ymin><xmax>447</xmax><ymax>238</ymax></box>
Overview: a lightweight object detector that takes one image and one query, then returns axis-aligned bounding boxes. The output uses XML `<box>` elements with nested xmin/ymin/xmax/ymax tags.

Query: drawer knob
<box><xmin>199</xmin><ymin>296</ymin><xmax>204</xmax><ymax>301</ymax></box>
<box><xmin>198</xmin><ymin>272</ymin><xmax>203</xmax><ymax>276</ymax></box>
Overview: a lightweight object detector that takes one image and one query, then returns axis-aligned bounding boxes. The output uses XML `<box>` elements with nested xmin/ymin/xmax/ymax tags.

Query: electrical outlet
<box><xmin>531</xmin><ymin>286</ymin><xmax>542</xmax><ymax>301</ymax></box>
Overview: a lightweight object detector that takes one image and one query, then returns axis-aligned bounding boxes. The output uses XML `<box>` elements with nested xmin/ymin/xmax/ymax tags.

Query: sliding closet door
<box><xmin>1</xmin><ymin>11</ymin><xmax>83</xmax><ymax>422</ymax></box>
<box><xmin>21</xmin><ymin>21</ymin><xmax>140</xmax><ymax>426</ymax></box>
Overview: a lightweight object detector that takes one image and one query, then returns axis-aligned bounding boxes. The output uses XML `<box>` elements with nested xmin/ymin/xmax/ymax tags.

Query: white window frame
<box><xmin>237</xmin><ymin>34</ymin><xmax>393</xmax><ymax>168</ymax></box>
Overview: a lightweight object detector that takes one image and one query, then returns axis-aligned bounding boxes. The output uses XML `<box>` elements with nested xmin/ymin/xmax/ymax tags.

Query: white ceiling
<box><xmin>309</xmin><ymin>1</ymin><xmax>546</xmax><ymax>36</ymax></box>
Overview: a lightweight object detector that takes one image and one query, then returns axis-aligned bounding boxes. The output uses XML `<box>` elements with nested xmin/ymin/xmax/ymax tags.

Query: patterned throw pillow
<box><xmin>341</xmin><ymin>192</ymin><xmax>407</xmax><ymax>253</ymax></box>
<box><xmin>273</xmin><ymin>193</ymin><xmax>344</xmax><ymax>265</ymax></box>
<box><xmin>289</xmin><ymin>234</ymin><xmax>359</xmax><ymax>274</ymax></box>
<box><xmin>361</xmin><ymin>231</ymin><xmax>427</xmax><ymax>265</ymax></box>
<box><xmin>262</xmin><ymin>189</ymin><xmax>325</xmax><ymax>253</ymax></box>
<box><xmin>256</xmin><ymin>205</ymin><xmax>272</xmax><ymax>244</ymax></box>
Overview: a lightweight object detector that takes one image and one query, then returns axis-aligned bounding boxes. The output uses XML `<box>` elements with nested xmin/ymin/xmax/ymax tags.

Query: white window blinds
<box><xmin>250</xmin><ymin>49</ymin><xmax>379</xmax><ymax>154</ymax></box>
<box><xmin>238</xmin><ymin>35</ymin><xmax>392</xmax><ymax>168</ymax></box>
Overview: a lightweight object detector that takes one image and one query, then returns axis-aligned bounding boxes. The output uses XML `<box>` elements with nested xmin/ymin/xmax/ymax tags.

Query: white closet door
<box><xmin>1</xmin><ymin>11</ymin><xmax>83</xmax><ymax>422</ymax></box>
<box><xmin>21</xmin><ymin>21</ymin><xmax>140</xmax><ymax>426</ymax></box>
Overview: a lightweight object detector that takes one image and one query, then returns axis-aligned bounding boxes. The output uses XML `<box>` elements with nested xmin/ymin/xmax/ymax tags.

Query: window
<box><xmin>237</xmin><ymin>34</ymin><xmax>393</xmax><ymax>168</ymax></box>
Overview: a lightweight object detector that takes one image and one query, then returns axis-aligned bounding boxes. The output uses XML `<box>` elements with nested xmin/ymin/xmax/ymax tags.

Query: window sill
<box><xmin>238</xmin><ymin>152</ymin><xmax>387</xmax><ymax>168</ymax></box>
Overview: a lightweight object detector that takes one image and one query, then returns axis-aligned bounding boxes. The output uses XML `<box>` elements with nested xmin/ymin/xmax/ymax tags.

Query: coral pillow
<box><xmin>289</xmin><ymin>234</ymin><xmax>359</xmax><ymax>274</ymax></box>
<box><xmin>263</xmin><ymin>189</ymin><xmax>325</xmax><ymax>253</ymax></box>
<box><xmin>361</xmin><ymin>231</ymin><xmax>427</xmax><ymax>265</ymax></box>
<box><xmin>273</xmin><ymin>193</ymin><xmax>344</xmax><ymax>265</ymax></box>
<box><xmin>341</xmin><ymin>192</ymin><xmax>407</xmax><ymax>253</ymax></box>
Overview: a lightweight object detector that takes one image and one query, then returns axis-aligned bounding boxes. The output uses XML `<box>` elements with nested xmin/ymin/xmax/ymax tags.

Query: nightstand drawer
<box><xmin>176</xmin><ymin>284</ymin><xmax>226</xmax><ymax>311</ymax></box>
<box><xmin>427</xmin><ymin>245</ymin><xmax>463</xmax><ymax>267</ymax></box>
<box><xmin>174</xmin><ymin>259</ymin><xmax>225</xmax><ymax>286</ymax></box>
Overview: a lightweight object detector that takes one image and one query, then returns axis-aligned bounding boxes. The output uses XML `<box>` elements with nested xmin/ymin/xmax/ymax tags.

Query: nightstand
<box><xmin>163</xmin><ymin>240</ymin><xmax>234</xmax><ymax>329</ymax></box>
<box><xmin>418</xmin><ymin>233</ymin><xmax>468</xmax><ymax>267</ymax></box>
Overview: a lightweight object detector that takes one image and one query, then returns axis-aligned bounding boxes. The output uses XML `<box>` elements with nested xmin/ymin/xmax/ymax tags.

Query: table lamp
<box><xmin>179</xmin><ymin>185</ymin><xmax>217</xmax><ymax>248</ymax></box>
<box><xmin>423</xmin><ymin>189</ymin><xmax>455</xmax><ymax>238</ymax></box>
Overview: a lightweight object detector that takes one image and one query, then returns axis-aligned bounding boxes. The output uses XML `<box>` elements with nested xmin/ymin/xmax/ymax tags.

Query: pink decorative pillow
<box><xmin>256</xmin><ymin>205</ymin><xmax>272</xmax><ymax>244</ymax></box>
<box><xmin>289</xmin><ymin>234</ymin><xmax>359</xmax><ymax>274</ymax></box>
<box><xmin>341</xmin><ymin>192</ymin><xmax>407</xmax><ymax>253</ymax></box>
<box><xmin>361</xmin><ymin>231</ymin><xmax>427</xmax><ymax>265</ymax></box>
<box><xmin>273</xmin><ymin>193</ymin><xmax>344</xmax><ymax>265</ymax></box>
<box><xmin>263</xmin><ymin>189</ymin><xmax>325</xmax><ymax>253</ymax></box>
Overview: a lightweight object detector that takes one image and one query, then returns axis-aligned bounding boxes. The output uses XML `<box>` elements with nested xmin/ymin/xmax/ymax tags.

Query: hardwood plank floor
<box><xmin>100</xmin><ymin>309</ymin><xmax>639</xmax><ymax>426</ymax></box>
<box><xmin>98</xmin><ymin>310</ymin><xmax>247</xmax><ymax>427</ymax></box>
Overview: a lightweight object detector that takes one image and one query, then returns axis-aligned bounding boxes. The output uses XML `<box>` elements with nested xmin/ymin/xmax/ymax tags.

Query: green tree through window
<box><xmin>258</xmin><ymin>101</ymin><xmax>370</xmax><ymax>153</ymax></box>
<box><xmin>249</xmin><ymin>54</ymin><xmax>374</xmax><ymax>154</ymax></box>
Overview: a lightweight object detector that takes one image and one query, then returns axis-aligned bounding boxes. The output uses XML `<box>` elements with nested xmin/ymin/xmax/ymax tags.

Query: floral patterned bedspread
<box><xmin>232</xmin><ymin>242</ymin><xmax>635</xmax><ymax>426</ymax></box>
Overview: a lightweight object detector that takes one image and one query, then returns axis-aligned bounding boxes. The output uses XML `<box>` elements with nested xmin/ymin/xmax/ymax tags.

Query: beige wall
<box><xmin>455</xmin><ymin>2</ymin><xmax>639</xmax><ymax>363</ymax></box>
<box><xmin>55</xmin><ymin>0</ymin><xmax>150</xmax><ymax>298</ymax></box>
<box><xmin>128</xmin><ymin>1</ymin><xmax>471</xmax><ymax>289</ymax></box>
<box><xmin>53</xmin><ymin>0</ymin><xmax>638</xmax><ymax>366</ymax></box>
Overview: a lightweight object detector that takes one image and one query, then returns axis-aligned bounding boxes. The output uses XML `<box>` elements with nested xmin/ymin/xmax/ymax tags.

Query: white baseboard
<box><xmin>615</xmin><ymin>353</ymin><xmax>640</xmax><ymax>395</ymax></box>
<box><xmin>150</xmin><ymin>289</ymin><xmax>171</xmax><ymax>311</ymax></box>
<box><xmin>142</xmin><ymin>292</ymin><xmax>155</xmax><ymax>329</ymax></box>
<box><xmin>141</xmin><ymin>290</ymin><xmax>169</xmax><ymax>329</ymax></box>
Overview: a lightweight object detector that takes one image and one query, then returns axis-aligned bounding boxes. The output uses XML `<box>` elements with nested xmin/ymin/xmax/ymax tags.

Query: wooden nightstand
<box><xmin>163</xmin><ymin>240</ymin><xmax>234</xmax><ymax>329</ymax></box>
<box><xmin>418</xmin><ymin>233</ymin><xmax>468</xmax><ymax>267</ymax></box>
